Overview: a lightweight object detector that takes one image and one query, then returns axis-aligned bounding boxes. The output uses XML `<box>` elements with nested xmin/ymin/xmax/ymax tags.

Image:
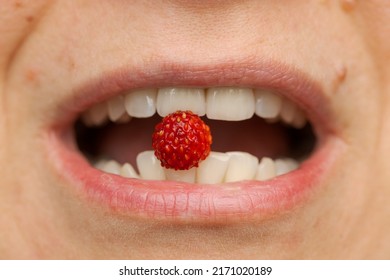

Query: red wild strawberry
<box><xmin>152</xmin><ymin>110</ymin><xmax>212</xmax><ymax>170</ymax></box>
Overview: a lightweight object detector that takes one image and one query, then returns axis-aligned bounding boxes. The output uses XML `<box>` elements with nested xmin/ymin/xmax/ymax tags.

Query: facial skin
<box><xmin>0</xmin><ymin>0</ymin><xmax>389</xmax><ymax>259</ymax></box>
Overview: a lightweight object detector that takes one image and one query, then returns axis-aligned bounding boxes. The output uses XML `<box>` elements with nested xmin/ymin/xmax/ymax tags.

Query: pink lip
<box><xmin>46</xmin><ymin>60</ymin><xmax>345</xmax><ymax>223</ymax></box>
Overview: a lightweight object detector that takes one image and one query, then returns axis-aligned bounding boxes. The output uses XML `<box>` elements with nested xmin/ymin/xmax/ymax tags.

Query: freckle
<box><xmin>341</xmin><ymin>0</ymin><xmax>356</xmax><ymax>12</ymax></box>
<box><xmin>25</xmin><ymin>16</ymin><xmax>34</xmax><ymax>23</ymax></box>
<box><xmin>14</xmin><ymin>1</ymin><xmax>23</xmax><ymax>9</ymax></box>
<box><xmin>70</xmin><ymin>61</ymin><xmax>76</xmax><ymax>70</ymax></box>
<box><xmin>25</xmin><ymin>69</ymin><xmax>39</xmax><ymax>83</ymax></box>
<box><xmin>336</xmin><ymin>64</ymin><xmax>347</xmax><ymax>83</ymax></box>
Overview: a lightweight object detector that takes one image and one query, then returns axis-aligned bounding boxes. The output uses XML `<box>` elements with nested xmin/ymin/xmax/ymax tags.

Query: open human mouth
<box><xmin>79</xmin><ymin>86</ymin><xmax>311</xmax><ymax>182</ymax></box>
<box><xmin>46</xmin><ymin>62</ymin><xmax>344</xmax><ymax>223</ymax></box>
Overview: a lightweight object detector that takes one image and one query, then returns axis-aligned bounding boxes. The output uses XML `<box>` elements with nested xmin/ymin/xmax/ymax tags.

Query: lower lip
<box><xmin>47</xmin><ymin>129</ymin><xmax>344</xmax><ymax>223</ymax></box>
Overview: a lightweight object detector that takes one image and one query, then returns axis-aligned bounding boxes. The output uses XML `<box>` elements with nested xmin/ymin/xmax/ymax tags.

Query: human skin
<box><xmin>0</xmin><ymin>0</ymin><xmax>389</xmax><ymax>259</ymax></box>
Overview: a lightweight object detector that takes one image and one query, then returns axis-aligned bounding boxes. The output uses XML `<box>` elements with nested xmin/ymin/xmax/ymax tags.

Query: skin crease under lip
<box><xmin>0</xmin><ymin>0</ymin><xmax>390</xmax><ymax>259</ymax></box>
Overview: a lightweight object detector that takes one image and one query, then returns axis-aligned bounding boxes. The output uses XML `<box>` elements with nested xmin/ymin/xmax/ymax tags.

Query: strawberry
<box><xmin>152</xmin><ymin>110</ymin><xmax>212</xmax><ymax>170</ymax></box>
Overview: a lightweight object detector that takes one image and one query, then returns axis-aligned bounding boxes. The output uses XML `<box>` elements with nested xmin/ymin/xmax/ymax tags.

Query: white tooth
<box><xmin>136</xmin><ymin>151</ymin><xmax>166</xmax><ymax>180</ymax></box>
<box><xmin>254</xmin><ymin>90</ymin><xmax>282</xmax><ymax>119</ymax></box>
<box><xmin>275</xmin><ymin>158</ymin><xmax>298</xmax><ymax>176</ymax></box>
<box><xmin>94</xmin><ymin>159</ymin><xmax>107</xmax><ymax>170</ymax></box>
<box><xmin>165</xmin><ymin>168</ymin><xmax>196</xmax><ymax>183</ymax></box>
<box><xmin>81</xmin><ymin>111</ymin><xmax>94</xmax><ymax>126</ymax></box>
<box><xmin>280</xmin><ymin>99</ymin><xmax>297</xmax><ymax>124</ymax></box>
<box><xmin>225</xmin><ymin>152</ymin><xmax>258</xmax><ymax>182</ymax></box>
<box><xmin>255</xmin><ymin>157</ymin><xmax>277</xmax><ymax>181</ymax></box>
<box><xmin>196</xmin><ymin>152</ymin><xmax>230</xmax><ymax>184</ymax></box>
<box><xmin>157</xmin><ymin>87</ymin><xmax>206</xmax><ymax>117</ymax></box>
<box><xmin>120</xmin><ymin>163</ymin><xmax>140</xmax><ymax>178</ymax></box>
<box><xmin>125</xmin><ymin>89</ymin><xmax>157</xmax><ymax>118</ymax></box>
<box><xmin>107</xmin><ymin>95</ymin><xmax>126</xmax><ymax>121</ymax></box>
<box><xmin>291</xmin><ymin>108</ymin><xmax>307</xmax><ymax>128</ymax></box>
<box><xmin>284</xmin><ymin>158</ymin><xmax>299</xmax><ymax>171</ymax></box>
<box><xmin>115</xmin><ymin>113</ymin><xmax>132</xmax><ymax>123</ymax></box>
<box><xmin>85</xmin><ymin>102</ymin><xmax>108</xmax><ymax>126</ymax></box>
<box><xmin>101</xmin><ymin>160</ymin><xmax>121</xmax><ymax>175</ymax></box>
<box><xmin>206</xmin><ymin>87</ymin><xmax>255</xmax><ymax>121</ymax></box>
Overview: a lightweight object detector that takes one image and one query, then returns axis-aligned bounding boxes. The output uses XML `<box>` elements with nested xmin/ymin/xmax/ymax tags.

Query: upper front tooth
<box><xmin>254</xmin><ymin>90</ymin><xmax>282</xmax><ymax>119</ymax></box>
<box><xmin>157</xmin><ymin>87</ymin><xmax>206</xmax><ymax>117</ymax></box>
<box><xmin>125</xmin><ymin>89</ymin><xmax>157</xmax><ymax>118</ymax></box>
<box><xmin>136</xmin><ymin>151</ymin><xmax>166</xmax><ymax>180</ymax></box>
<box><xmin>196</xmin><ymin>152</ymin><xmax>230</xmax><ymax>184</ymax></box>
<box><xmin>224</xmin><ymin>152</ymin><xmax>258</xmax><ymax>182</ymax></box>
<box><xmin>206</xmin><ymin>87</ymin><xmax>255</xmax><ymax>121</ymax></box>
<box><xmin>107</xmin><ymin>95</ymin><xmax>126</xmax><ymax>121</ymax></box>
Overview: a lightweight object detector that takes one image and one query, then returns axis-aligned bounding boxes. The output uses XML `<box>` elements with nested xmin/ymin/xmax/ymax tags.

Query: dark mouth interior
<box><xmin>75</xmin><ymin>114</ymin><xmax>316</xmax><ymax>168</ymax></box>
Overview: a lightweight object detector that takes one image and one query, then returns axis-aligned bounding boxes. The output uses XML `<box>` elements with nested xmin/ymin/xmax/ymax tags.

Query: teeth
<box><xmin>280</xmin><ymin>99</ymin><xmax>297</xmax><ymax>124</ymax></box>
<box><xmin>107</xmin><ymin>96</ymin><xmax>126</xmax><ymax>121</ymax></box>
<box><xmin>125</xmin><ymin>89</ymin><xmax>157</xmax><ymax>118</ymax></box>
<box><xmin>206</xmin><ymin>87</ymin><xmax>255</xmax><ymax>121</ymax></box>
<box><xmin>94</xmin><ymin>154</ymin><xmax>299</xmax><ymax>182</ymax></box>
<box><xmin>99</xmin><ymin>160</ymin><xmax>121</xmax><ymax>175</ymax></box>
<box><xmin>136</xmin><ymin>151</ymin><xmax>166</xmax><ymax>180</ymax></box>
<box><xmin>165</xmin><ymin>168</ymin><xmax>196</xmax><ymax>183</ymax></box>
<box><xmin>94</xmin><ymin>159</ymin><xmax>108</xmax><ymax>170</ymax></box>
<box><xmin>254</xmin><ymin>90</ymin><xmax>282</xmax><ymax>119</ymax></box>
<box><xmin>82</xmin><ymin>87</ymin><xmax>307</xmax><ymax>126</ymax></box>
<box><xmin>275</xmin><ymin>158</ymin><xmax>299</xmax><ymax>176</ymax></box>
<box><xmin>291</xmin><ymin>108</ymin><xmax>307</xmax><ymax>128</ymax></box>
<box><xmin>86</xmin><ymin>87</ymin><xmax>307</xmax><ymax>183</ymax></box>
<box><xmin>225</xmin><ymin>152</ymin><xmax>258</xmax><ymax>182</ymax></box>
<box><xmin>120</xmin><ymin>163</ymin><xmax>140</xmax><ymax>178</ymax></box>
<box><xmin>196</xmin><ymin>152</ymin><xmax>230</xmax><ymax>184</ymax></box>
<box><xmin>116</xmin><ymin>113</ymin><xmax>132</xmax><ymax>123</ymax></box>
<box><xmin>82</xmin><ymin>102</ymin><xmax>108</xmax><ymax>126</ymax></box>
<box><xmin>255</xmin><ymin>157</ymin><xmax>276</xmax><ymax>181</ymax></box>
<box><xmin>157</xmin><ymin>87</ymin><xmax>206</xmax><ymax>117</ymax></box>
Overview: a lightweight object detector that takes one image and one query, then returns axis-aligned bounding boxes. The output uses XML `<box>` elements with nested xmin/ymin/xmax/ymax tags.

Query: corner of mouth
<box><xmin>44</xmin><ymin>59</ymin><xmax>346</xmax><ymax>224</ymax></box>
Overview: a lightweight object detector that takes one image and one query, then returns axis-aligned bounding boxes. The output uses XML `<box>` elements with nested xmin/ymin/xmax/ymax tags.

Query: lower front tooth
<box><xmin>225</xmin><ymin>152</ymin><xmax>258</xmax><ymax>182</ymax></box>
<box><xmin>255</xmin><ymin>157</ymin><xmax>276</xmax><ymax>181</ymax></box>
<box><xmin>196</xmin><ymin>152</ymin><xmax>230</xmax><ymax>184</ymax></box>
<box><xmin>157</xmin><ymin>87</ymin><xmax>206</xmax><ymax>117</ymax></box>
<box><xmin>120</xmin><ymin>163</ymin><xmax>140</xmax><ymax>178</ymax></box>
<box><xmin>206</xmin><ymin>87</ymin><xmax>255</xmax><ymax>121</ymax></box>
<box><xmin>165</xmin><ymin>168</ymin><xmax>196</xmax><ymax>183</ymax></box>
<box><xmin>136</xmin><ymin>151</ymin><xmax>166</xmax><ymax>180</ymax></box>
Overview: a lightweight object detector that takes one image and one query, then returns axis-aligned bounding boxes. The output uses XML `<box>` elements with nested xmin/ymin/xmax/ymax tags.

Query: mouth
<box><xmin>46</xmin><ymin>61</ymin><xmax>344</xmax><ymax>223</ymax></box>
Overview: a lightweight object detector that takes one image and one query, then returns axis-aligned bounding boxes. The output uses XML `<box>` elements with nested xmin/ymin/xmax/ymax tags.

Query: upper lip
<box><xmin>45</xmin><ymin>58</ymin><xmax>345</xmax><ymax>223</ymax></box>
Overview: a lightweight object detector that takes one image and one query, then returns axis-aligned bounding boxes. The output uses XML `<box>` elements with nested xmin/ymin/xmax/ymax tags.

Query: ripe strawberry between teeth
<box><xmin>152</xmin><ymin>110</ymin><xmax>212</xmax><ymax>170</ymax></box>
